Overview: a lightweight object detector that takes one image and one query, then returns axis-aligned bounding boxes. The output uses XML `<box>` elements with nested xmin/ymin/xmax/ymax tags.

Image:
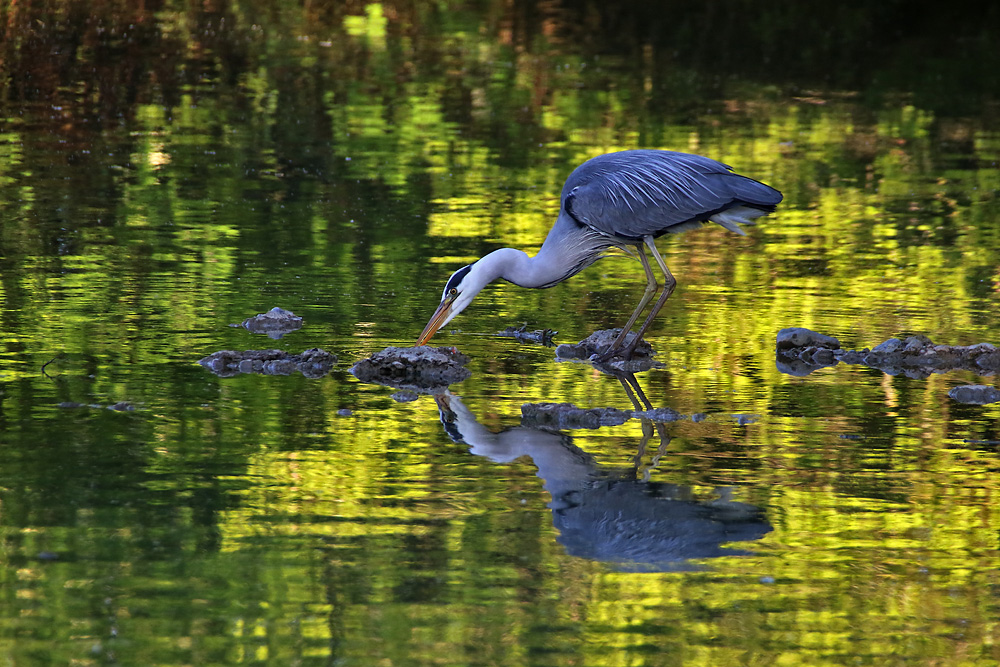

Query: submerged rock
<box><xmin>871</xmin><ymin>338</ymin><xmax>903</xmax><ymax>354</ymax></box>
<box><xmin>198</xmin><ymin>348</ymin><xmax>336</xmax><ymax>378</ymax></box>
<box><xmin>632</xmin><ymin>407</ymin><xmax>686</xmax><ymax>422</ymax></box>
<box><xmin>391</xmin><ymin>390</ymin><xmax>420</xmax><ymax>403</ymax></box>
<box><xmin>556</xmin><ymin>328</ymin><xmax>656</xmax><ymax>363</ymax></box>
<box><xmin>732</xmin><ymin>414</ymin><xmax>759</xmax><ymax>426</ymax></box>
<box><xmin>518</xmin><ymin>402</ymin><xmax>758</xmax><ymax>429</ymax></box>
<box><xmin>232</xmin><ymin>307</ymin><xmax>304</xmax><ymax>339</ymax></box>
<box><xmin>948</xmin><ymin>385</ymin><xmax>1000</xmax><ymax>405</ymax></box>
<box><xmin>521</xmin><ymin>402</ymin><xmax>633</xmax><ymax>429</ymax></box>
<box><xmin>775</xmin><ymin>327</ymin><xmax>840</xmax><ymax>352</ymax></box>
<box><xmin>776</xmin><ymin>328</ymin><xmax>1000</xmax><ymax>378</ymax></box>
<box><xmin>350</xmin><ymin>346</ymin><xmax>471</xmax><ymax>391</ymax></box>
<box><xmin>496</xmin><ymin>324</ymin><xmax>558</xmax><ymax>346</ymax></box>
<box><xmin>58</xmin><ymin>401</ymin><xmax>137</xmax><ymax>412</ymax></box>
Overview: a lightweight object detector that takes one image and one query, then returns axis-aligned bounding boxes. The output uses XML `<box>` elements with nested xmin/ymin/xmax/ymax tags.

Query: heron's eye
<box><xmin>448</xmin><ymin>288</ymin><xmax>458</xmax><ymax>297</ymax></box>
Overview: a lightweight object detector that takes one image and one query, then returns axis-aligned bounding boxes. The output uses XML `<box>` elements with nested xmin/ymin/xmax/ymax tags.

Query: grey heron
<box><xmin>417</xmin><ymin>149</ymin><xmax>782</xmax><ymax>360</ymax></box>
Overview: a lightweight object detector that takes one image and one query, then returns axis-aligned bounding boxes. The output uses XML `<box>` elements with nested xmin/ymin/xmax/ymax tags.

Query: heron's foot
<box><xmin>590</xmin><ymin>331</ymin><xmax>657</xmax><ymax>363</ymax></box>
<box><xmin>556</xmin><ymin>329</ymin><xmax>655</xmax><ymax>363</ymax></box>
<box><xmin>590</xmin><ymin>344</ymin><xmax>633</xmax><ymax>363</ymax></box>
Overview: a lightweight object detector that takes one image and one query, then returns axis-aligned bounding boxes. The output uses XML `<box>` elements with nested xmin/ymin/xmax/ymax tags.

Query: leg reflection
<box><xmin>435</xmin><ymin>392</ymin><xmax>771</xmax><ymax>572</ymax></box>
<box><xmin>602</xmin><ymin>367</ymin><xmax>672</xmax><ymax>482</ymax></box>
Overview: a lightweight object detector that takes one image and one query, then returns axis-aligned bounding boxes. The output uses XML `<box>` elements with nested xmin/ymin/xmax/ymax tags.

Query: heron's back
<box><xmin>561</xmin><ymin>149</ymin><xmax>782</xmax><ymax>241</ymax></box>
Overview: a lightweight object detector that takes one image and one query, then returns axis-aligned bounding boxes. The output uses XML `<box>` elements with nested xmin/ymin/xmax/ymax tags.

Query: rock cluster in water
<box><xmin>776</xmin><ymin>327</ymin><xmax>1000</xmax><ymax>379</ymax></box>
<box><xmin>350</xmin><ymin>346</ymin><xmax>471</xmax><ymax>391</ymax></box>
<box><xmin>198</xmin><ymin>348</ymin><xmax>337</xmax><ymax>378</ymax></box>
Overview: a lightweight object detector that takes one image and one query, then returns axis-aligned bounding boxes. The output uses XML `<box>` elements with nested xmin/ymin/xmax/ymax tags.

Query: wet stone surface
<box><xmin>520</xmin><ymin>402</ymin><xmax>696</xmax><ymax>429</ymax></box>
<box><xmin>948</xmin><ymin>385</ymin><xmax>1000</xmax><ymax>405</ymax></box>
<box><xmin>521</xmin><ymin>402</ymin><xmax>634</xmax><ymax>429</ymax></box>
<box><xmin>556</xmin><ymin>329</ymin><xmax>656</xmax><ymax>363</ymax></box>
<box><xmin>232</xmin><ymin>307</ymin><xmax>304</xmax><ymax>339</ymax></box>
<box><xmin>631</xmin><ymin>407</ymin><xmax>686</xmax><ymax>422</ymax></box>
<box><xmin>58</xmin><ymin>401</ymin><xmax>137</xmax><ymax>412</ymax></box>
<box><xmin>198</xmin><ymin>348</ymin><xmax>337</xmax><ymax>378</ymax></box>
<box><xmin>776</xmin><ymin>328</ymin><xmax>1000</xmax><ymax>378</ymax></box>
<box><xmin>496</xmin><ymin>325</ymin><xmax>558</xmax><ymax>346</ymax></box>
<box><xmin>775</xmin><ymin>327</ymin><xmax>841</xmax><ymax>352</ymax></box>
<box><xmin>350</xmin><ymin>346</ymin><xmax>471</xmax><ymax>391</ymax></box>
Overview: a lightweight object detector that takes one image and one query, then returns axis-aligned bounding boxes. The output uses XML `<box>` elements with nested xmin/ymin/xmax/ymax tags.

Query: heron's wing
<box><xmin>562</xmin><ymin>150</ymin><xmax>782</xmax><ymax>240</ymax></box>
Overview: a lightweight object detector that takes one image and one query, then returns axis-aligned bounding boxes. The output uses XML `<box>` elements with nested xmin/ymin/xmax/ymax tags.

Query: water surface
<box><xmin>1</xmin><ymin>2</ymin><xmax>999</xmax><ymax>665</ymax></box>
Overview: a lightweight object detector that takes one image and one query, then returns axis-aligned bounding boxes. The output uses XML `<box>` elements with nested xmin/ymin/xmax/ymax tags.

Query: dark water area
<box><xmin>1</xmin><ymin>1</ymin><xmax>1000</xmax><ymax>665</ymax></box>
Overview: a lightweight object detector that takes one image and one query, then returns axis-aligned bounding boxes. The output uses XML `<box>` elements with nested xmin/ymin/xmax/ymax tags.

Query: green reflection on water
<box><xmin>0</xmin><ymin>1</ymin><xmax>999</xmax><ymax>665</ymax></box>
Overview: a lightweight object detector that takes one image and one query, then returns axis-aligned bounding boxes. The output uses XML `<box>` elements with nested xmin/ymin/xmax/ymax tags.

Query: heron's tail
<box><xmin>710</xmin><ymin>176</ymin><xmax>783</xmax><ymax>235</ymax></box>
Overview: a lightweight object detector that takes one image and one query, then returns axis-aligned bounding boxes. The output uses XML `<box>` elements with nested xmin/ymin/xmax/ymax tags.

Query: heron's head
<box><xmin>416</xmin><ymin>263</ymin><xmax>479</xmax><ymax>345</ymax></box>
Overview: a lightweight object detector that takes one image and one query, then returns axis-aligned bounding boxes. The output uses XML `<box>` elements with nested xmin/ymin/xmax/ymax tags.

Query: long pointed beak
<box><xmin>416</xmin><ymin>297</ymin><xmax>455</xmax><ymax>346</ymax></box>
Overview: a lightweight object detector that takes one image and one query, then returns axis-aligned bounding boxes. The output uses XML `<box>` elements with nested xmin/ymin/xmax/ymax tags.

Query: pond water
<box><xmin>1</xmin><ymin>2</ymin><xmax>999</xmax><ymax>665</ymax></box>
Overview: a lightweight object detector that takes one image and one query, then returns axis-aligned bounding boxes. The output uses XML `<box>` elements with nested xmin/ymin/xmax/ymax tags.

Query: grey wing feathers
<box><xmin>562</xmin><ymin>150</ymin><xmax>782</xmax><ymax>240</ymax></box>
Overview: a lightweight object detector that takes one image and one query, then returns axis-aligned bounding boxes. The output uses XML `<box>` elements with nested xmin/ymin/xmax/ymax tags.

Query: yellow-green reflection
<box><xmin>0</xmin><ymin>1</ymin><xmax>998</xmax><ymax>665</ymax></box>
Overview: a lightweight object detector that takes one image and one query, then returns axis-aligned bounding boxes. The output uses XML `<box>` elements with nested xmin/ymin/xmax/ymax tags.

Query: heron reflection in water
<box><xmin>418</xmin><ymin>150</ymin><xmax>782</xmax><ymax>360</ymax></box>
<box><xmin>434</xmin><ymin>389</ymin><xmax>771</xmax><ymax>572</ymax></box>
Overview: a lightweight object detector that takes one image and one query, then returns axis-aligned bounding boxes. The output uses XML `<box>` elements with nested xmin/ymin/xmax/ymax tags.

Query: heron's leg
<box><xmin>617</xmin><ymin>235</ymin><xmax>676</xmax><ymax>359</ymax></box>
<box><xmin>598</xmin><ymin>243</ymin><xmax>659</xmax><ymax>358</ymax></box>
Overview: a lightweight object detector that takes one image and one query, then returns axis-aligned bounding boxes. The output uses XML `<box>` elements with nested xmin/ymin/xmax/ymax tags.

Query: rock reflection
<box><xmin>435</xmin><ymin>392</ymin><xmax>771</xmax><ymax>572</ymax></box>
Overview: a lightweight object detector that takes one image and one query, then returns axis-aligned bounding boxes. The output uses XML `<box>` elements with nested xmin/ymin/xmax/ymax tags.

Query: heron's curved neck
<box><xmin>476</xmin><ymin>247</ymin><xmax>564</xmax><ymax>289</ymax></box>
